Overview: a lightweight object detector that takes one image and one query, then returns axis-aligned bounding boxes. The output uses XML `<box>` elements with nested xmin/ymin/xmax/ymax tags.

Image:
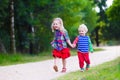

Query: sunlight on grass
<box><xmin>54</xmin><ymin>57</ymin><xmax>120</xmax><ymax>80</ymax></box>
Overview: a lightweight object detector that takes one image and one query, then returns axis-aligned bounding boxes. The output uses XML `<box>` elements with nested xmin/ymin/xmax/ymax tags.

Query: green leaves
<box><xmin>0</xmin><ymin>0</ymin><xmax>98</xmax><ymax>53</ymax></box>
<box><xmin>105</xmin><ymin>0</ymin><xmax>120</xmax><ymax>40</ymax></box>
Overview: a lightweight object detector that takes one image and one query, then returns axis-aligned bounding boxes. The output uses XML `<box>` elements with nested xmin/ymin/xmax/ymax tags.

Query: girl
<box><xmin>51</xmin><ymin>17</ymin><xmax>73</xmax><ymax>72</ymax></box>
<box><xmin>73</xmin><ymin>24</ymin><xmax>93</xmax><ymax>72</ymax></box>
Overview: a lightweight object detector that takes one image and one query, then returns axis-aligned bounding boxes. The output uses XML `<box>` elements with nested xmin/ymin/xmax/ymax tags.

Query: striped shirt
<box><xmin>73</xmin><ymin>35</ymin><xmax>93</xmax><ymax>53</ymax></box>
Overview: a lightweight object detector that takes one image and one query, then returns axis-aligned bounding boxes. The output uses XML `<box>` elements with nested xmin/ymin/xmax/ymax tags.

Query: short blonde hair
<box><xmin>51</xmin><ymin>17</ymin><xmax>66</xmax><ymax>32</ymax></box>
<box><xmin>78</xmin><ymin>24</ymin><xmax>88</xmax><ymax>33</ymax></box>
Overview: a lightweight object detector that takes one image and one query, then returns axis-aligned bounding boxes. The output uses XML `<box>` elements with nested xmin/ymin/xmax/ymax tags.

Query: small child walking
<box><xmin>51</xmin><ymin>17</ymin><xmax>73</xmax><ymax>72</ymax></box>
<box><xmin>73</xmin><ymin>24</ymin><xmax>93</xmax><ymax>72</ymax></box>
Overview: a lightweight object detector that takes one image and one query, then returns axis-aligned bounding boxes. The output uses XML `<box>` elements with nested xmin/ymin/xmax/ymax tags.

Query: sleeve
<box><xmin>50</xmin><ymin>34</ymin><xmax>56</xmax><ymax>44</ymax></box>
<box><xmin>88</xmin><ymin>36</ymin><xmax>93</xmax><ymax>52</ymax></box>
<box><xmin>73</xmin><ymin>36</ymin><xmax>78</xmax><ymax>45</ymax></box>
<box><xmin>50</xmin><ymin>35</ymin><xmax>57</xmax><ymax>49</ymax></box>
<box><xmin>63</xmin><ymin>30</ymin><xmax>70</xmax><ymax>40</ymax></box>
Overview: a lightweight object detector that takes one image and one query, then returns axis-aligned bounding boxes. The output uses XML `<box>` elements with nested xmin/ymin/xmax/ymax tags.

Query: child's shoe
<box><xmin>80</xmin><ymin>68</ymin><xmax>84</xmax><ymax>72</ymax></box>
<box><xmin>86</xmin><ymin>64</ymin><xmax>90</xmax><ymax>70</ymax></box>
<box><xmin>86</xmin><ymin>68</ymin><xmax>89</xmax><ymax>70</ymax></box>
<box><xmin>53</xmin><ymin>65</ymin><xmax>58</xmax><ymax>72</ymax></box>
<box><xmin>61</xmin><ymin>68</ymin><xmax>66</xmax><ymax>73</ymax></box>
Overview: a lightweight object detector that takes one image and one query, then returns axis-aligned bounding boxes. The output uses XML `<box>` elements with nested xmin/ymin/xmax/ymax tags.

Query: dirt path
<box><xmin>0</xmin><ymin>46</ymin><xmax>120</xmax><ymax>80</ymax></box>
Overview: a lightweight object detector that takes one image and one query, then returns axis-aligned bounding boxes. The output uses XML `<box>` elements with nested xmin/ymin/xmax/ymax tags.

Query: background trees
<box><xmin>92</xmin><ymin>0</ymin><xmax>107</xmax><ymax>46</ymax></box>
<box><xmin>10</xmin><ymin>0</ymin><xmax>16</xmax><ymax>53</ymax></box>
<box><xmin>0</xmin><ymin>0</ymin><xmax>119</xmax><ymax>54</ymax></box>
<box><xmin>105</xmin><ymin>0</ymin><xmax>120</xmax><ymax>40</ymax></box>
<box><xmin>0</xmin><ymin>0</ymin><xmax>9</xmax><ymax>53</ymax></box>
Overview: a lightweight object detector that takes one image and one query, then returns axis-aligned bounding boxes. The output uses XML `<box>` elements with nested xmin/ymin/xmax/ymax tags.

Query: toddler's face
<box><xmin>53</xmin><ymin>20</ymin><xmax>60</xmax><ymax>30</ymax></box>
<box><xmin>79</xmin><ymin>28</ymin><xmax>86</xmax><ymax>36</ymax></box>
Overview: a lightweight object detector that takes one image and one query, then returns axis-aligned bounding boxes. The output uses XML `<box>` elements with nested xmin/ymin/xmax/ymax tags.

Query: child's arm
<box><xmin>73</xmin><ymin>37</ymin><xmax>78</xmax><ymax>48</ymax></box>
<box><xmin>50</xmin><ymin>37</ymin><xmax>55</xmax><ymax>44</ymax></box>
<box><xmin>66</xmin><ymin>40</ymin><xmax>73</xmax><ymax>48</ymax></box>
<box><xmin>63</xmin><ymin>30</ymin><xmax>73</xmax><ymax>48</ymax></box>
<box><xmin>88</xmin><ymin>37</ymin><xmax>93</xmax><ymax>53</ymax></box>
<box><xmin>50</xmin><ymin>36</ymin><xmax>57</xmax><ymax>49</ymax></box>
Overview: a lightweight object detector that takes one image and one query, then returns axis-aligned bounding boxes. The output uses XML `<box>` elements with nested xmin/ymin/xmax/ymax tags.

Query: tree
<box><xmin>0</xmin><ymin>0</ymin><xmax>9</xmax><ymax>53</ymax></box>
<box><xmin>0</xmin><ymin>38</ymin><xmax>6</xmax><ymax>53</ymax></box>
<box><xmin>10</xmin><ymin>0</ymin><xmax>16</xmax><ymax>53</ymax></box>
<box><xmin>0</xmin><ymin>0</ymin><xmax>98</xmax><ymax>53</ymax></box>
<box><xmin>93</xmin><ymin>0</ymin><xmax>107</xmax><ymax>46</ymax></box>
<box><xmin>105</xmin><ymin>0</ymin><xmax>120</xmax><ymax>40</ymax></box>
<box><xmin>56</xmin><ymin>0</ymin><xmax>98</xmax><ymax>40</ymax></box>
<box><xmin>14</xmin><ymin>0</ymin><xmax>98</xmax><ymax>53</ymax></box>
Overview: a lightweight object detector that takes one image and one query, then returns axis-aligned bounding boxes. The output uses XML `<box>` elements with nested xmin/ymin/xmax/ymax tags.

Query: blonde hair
<box><xmin>78</xmin><ymin>24</ymin><xmax>88</xmax><ymax>33</ymax></box>
<box><xmin>51</xmin><ymin>17</ymin><xmax>66</xmax><ymax>32</ymax></box>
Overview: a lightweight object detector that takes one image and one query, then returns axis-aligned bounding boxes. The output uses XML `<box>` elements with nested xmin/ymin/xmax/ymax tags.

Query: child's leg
<box><xmin>52</xmin><ymin>49</ymin><xmax>60</xmax><ymax>72</ymax></box>
<box><xmin>78</xmin><ymin>52</ymin><xmax>84</xmax><ymax>69</ymax></box>
<box><xmin>61</xmin><ymin>58</ymin><xmax>66</xmax><ymax>72</ymax></box>
<box><xmin>84</xmin><ymin>53</ymin><xmax>90</xmax><ymax>70</ymax></box>
<box><xmin>53</xmin><ymin>57</ymin><xmax>58</xmax><ymax>72</ymax></box>
<box><xmin>54</xmin><ymin>57</ymin><xmax>57</xmax><ymax>65</ymax></box>
<box><xmin>62</xmin><ymin>59</ymin><xmax>66</xmax><ymax>68</ymax></box>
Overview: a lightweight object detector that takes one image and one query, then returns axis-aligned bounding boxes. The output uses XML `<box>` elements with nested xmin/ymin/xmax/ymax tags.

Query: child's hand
<box><xmin>72</xmin><ymin>44</ymin><xmax>76</xmax><ymax>48</ymax></box>
<box><xmin>70</xmin><ymin>44</ymin><xmax>74</xmax><ymax>48</ymax></box>
<box><xmin>50</xmin><ymin>40</ymin><xmax>54</xmax><ymax>44</ymax></box>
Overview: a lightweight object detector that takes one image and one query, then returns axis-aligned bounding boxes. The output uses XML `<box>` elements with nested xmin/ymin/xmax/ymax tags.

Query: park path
<box><xmin>0</xmin><ymin>46</ymin><xmax>120</xmax><ymax>80</ymax></box>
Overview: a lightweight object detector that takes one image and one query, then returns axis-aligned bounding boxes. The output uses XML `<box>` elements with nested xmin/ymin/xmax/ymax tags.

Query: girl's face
<box><xmin>79</xmin><ymin>28</ymin><xmax>86</xmax><ymax>36</ymax></box>
<box><xmin>53</xmin><ymin>20</ymin><xmax>61</xmax><ymax>30</ymax></box>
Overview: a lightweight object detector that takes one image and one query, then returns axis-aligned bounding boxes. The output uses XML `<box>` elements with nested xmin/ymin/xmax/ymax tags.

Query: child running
<box><xmin>51</xmin><ymin>17</ymin><xmax>73</xmax><ymax>72</ymax></box>
<box><xmin>73</xmin><ymin>24</ymin><xmax>93</xmax><ymax>72</ymax></box>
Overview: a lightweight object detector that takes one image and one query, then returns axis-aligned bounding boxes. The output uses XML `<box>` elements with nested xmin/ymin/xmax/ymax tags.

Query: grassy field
<box><xmin>0</xmin><ymin>48</ymin><xmax>104</xmax><ymax>66</ymax></box>
<box><xmin>0</xmin><ymin>51</ymin><xmax>52</xmax><ymax>66</ymax></box>
<box><xmin>54</xmin><ymin>57</ymin><xmax>120</xmax><ymax>80</ymax></box>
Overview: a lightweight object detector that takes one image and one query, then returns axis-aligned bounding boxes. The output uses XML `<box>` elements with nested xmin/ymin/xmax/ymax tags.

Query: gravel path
<box><xmin>0</xmin><ymin>46</ymin><xmax>120</xmax><ymax>80</ymax></box>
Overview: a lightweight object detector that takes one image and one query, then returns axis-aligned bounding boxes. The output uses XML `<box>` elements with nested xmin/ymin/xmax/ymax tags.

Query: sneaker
<box><xmin>80</xmin><ymin>68</ymin><xmax>84</xmax><ymax>72</ymax></box>
<box><xmin>53</xmin><ymin>65</ymin><xmax>58</xmax><ymax>72</ymax></box>
<box><xmin>86</xmin><ymin>64</ymin><xmax>90</xmax><ymax>70</ymax></box>
<box><xmin>61</xmin><ymin>68</ymin><xmax>66</xmax><ymax>73</ymax></box>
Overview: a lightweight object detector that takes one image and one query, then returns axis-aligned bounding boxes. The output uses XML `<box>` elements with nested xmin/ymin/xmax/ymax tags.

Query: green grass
<box><xmin>93</xmin><ymin>48</ymin><xmax>104</xmax><ymax>52</ymax></box>
<box><xmin>0</xmin><ymin>51</ymin><xmax>52</xmax><ymax>66</ymax></box>
<box><xmin>0</xmin><ymin>48</ymin><xmax>103</xmax><ymax>66</ymax></box>
<box><xmin>54</xmin><ymin>57</ymin><xmax>120</xmax><ymax>80</ymax></box>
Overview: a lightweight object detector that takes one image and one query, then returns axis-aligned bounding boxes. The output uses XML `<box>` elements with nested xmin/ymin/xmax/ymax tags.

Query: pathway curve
<box><xmin>0</xmin><ymin>46</ymin><xmax>120</xmax><ymax>80</ymax></box>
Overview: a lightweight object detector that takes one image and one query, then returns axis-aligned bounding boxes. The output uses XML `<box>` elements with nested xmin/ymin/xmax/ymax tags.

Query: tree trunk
<box><xmin>29</xmin><ymin>12</ymin><xmax>35</xmax><ymax>54</ymax></box>
<box><xmin>95</xmin><ymin>27</ymin><xmax>99</xmax><ymax>47</ymax></box>
<box><xmin>10</xmin><ymin>0</ymin><xmax>16</xmax><ymax>53</ymax></box>
<box><xmin>0</xmin><ymin>39</ymin><xmax>7</xmax><ymax>53</ymax></box>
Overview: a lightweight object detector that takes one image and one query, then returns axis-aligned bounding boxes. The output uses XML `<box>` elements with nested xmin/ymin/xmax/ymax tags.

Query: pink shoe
<box><xmin>61</xmin><ymin>68</ymin><xmax>66</xmax><ymax>73</ymax></box>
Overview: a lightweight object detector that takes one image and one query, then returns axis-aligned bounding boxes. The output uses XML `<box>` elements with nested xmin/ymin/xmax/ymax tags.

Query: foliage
<box><xmin>0</xmin><ymin>0</ymin><xmax>98</xmax><ymax>53</ymax></box>
<box><xmin>105</xmin><ymin>0</ymin><xmax>120</xmax><ymax>40</ymax></box>
<box><xmin>91</xmin><ymin>0</ymin><xmax>107</xmax><ymax>46</ymax></box>
<box><xmin>0</xmin><ymin>0</ymin><xmax>10</xmax><ymax>51</ymax></box>
<box><xmin>57</xmin><ymin>0</ymin><xmax>98</xmax><ymax>38</ymax></box>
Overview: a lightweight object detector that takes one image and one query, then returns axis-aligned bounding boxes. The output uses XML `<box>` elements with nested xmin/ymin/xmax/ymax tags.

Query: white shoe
<box><xmin>80</xmin><ymin>68</ymin><xmax>84</xmax><ymax>72</ymax></box>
